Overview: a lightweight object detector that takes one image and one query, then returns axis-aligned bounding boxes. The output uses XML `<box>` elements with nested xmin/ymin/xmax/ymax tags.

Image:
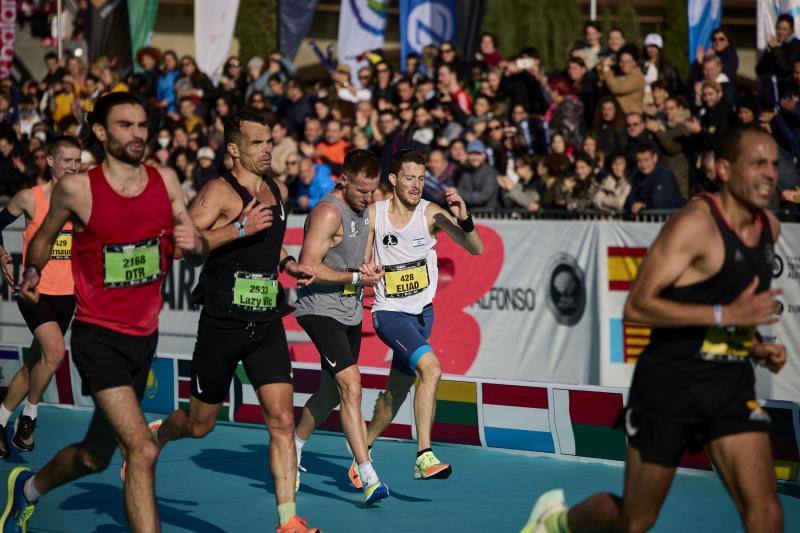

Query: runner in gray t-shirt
<box><xmin>292</xmin><ymin>149</ymin><xmax>389</xmax><ymax>506</ymax></box>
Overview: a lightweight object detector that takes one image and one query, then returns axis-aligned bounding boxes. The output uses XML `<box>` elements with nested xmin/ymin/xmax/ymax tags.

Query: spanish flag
<box><xmin>607</xmin><ymin>246</ymin><xmax>647</xmax><ymax>291</ymax></box>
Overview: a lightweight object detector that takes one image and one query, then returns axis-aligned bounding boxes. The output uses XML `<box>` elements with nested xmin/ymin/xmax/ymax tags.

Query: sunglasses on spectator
<box><xmin>441</xmin><ymin>47</ymin><xmax>454</xmax><ymax>53</ymax></box>
<box><xmin>376</xmin><ymin>68</ymin><xmax>389</xmax><ymax>73</ymax></box>
<box><xmin>626</xmin><ymin>122</ymin><xmax>642</xmax><ymax>128</ymax></box>
<box><xmin>712</xmin><ymin>36</ymin><xmax>727</xmax><ymax>42</ymax></box>
<box><xmin>488</xmin><ymin>125</ymin><xmax>503</xmax><ymax>131</ymax></box>
<box><xmin>359</xmin><ymin>75</ymin><xmax>372</xmax><ymax>80</ymax></box>
<box><xmin>228</xmin><ymin>62</ymin><xmax>241</xmax><ymax>68</ymax></box>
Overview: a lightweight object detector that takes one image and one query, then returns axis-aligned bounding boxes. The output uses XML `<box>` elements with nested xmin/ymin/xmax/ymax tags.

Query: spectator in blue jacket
<box><xmin>296</xmin><ymin>157</ymin><xmax>335</xmax><ymax>211</ymax></box>
<box><xmin>626</xmin><ymin>143</ymin><xmax>686</xmax><ymax>214</ymax></box>
<box><xmin>157</xmin><ymin>51</ymin><xmax>181</xmax><ymax>114</ymax></box>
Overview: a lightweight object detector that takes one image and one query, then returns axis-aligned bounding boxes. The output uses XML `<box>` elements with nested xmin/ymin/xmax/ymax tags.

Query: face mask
<box><xmin>35</xmin><ymin>131</ymin><xmax>47</xmax><ymax>142</ymax></box>
<box><xmin>158</xmin><ymin>137</ymin><xmax>170</xmax><ymax>148</ymax></box>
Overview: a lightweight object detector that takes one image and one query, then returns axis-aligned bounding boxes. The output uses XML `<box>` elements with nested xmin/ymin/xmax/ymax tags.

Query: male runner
<box><xmin>292</xmin><ymin>149</ymin><xmax>389</xmax><ymax>505</ymax></box>
<box><xmin>0</xmin><ymin>135</ymin><xmax>81</xmax><ymax>458</ymax></box>
<box><xmin>354</xmin><ymin>149</ymin><xmax>483</xmax><ymax>486</ymax></box>
<box><xmin>146</xmin><ymin>110</ymin><xmax>319</xmax><ymax>533</ymax></box>
<box><xmin>0</xmin><ymin>91</ymin><xmax>207</xmax><ymax>532</ymax></box>
<box><xmin>525</xmin><ymin>126</ymin><xmax>786</xmax><ymax>533</ymax></box>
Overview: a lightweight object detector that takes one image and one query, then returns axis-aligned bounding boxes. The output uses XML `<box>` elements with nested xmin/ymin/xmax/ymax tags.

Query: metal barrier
<box><xmin>471</xmin><ymin>208</ymin><xmax>800</xmax><ymax>223</ymax></box>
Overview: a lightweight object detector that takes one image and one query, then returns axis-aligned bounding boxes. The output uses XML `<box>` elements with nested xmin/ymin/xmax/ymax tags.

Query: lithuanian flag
<box><xmin>431</xmin><ymin>380</ymin><xmax>481</xmax><ymax>446</ymax></box>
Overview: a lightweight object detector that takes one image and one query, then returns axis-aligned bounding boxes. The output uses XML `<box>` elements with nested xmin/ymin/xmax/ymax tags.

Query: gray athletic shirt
<box><xmin>293</xmin><ymin>192</ymin><xmax>370</xmax><ymax>326</ymax></box>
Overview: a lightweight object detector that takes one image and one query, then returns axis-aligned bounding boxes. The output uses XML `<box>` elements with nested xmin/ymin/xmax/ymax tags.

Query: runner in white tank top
<box><xmin>352</xmin><ymin>150</ymin><xmax>484</xmax><ymax>486</ymax></box>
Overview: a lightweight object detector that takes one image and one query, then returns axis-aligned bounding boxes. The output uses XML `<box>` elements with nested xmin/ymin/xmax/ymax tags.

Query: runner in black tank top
<box><xmin>526</xmin><ymin>127</ymin><xmax>787</xmax><ymax>533</ymax></box>
<box><xmin>148</xmin><ymin>111</ymin><xmax>319</xmax><ymax>533</ymax></box>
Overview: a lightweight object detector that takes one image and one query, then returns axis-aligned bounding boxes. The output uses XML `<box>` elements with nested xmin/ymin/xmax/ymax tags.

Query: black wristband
<box><xmin>457</xmin><ymin>214</ymin><xmax>475</xmax><ymax>233</ymax></box>
<box><xmin>279</xmin><ymin>255</ymin><xmax>296</xmax><ymax>273</ymax></box>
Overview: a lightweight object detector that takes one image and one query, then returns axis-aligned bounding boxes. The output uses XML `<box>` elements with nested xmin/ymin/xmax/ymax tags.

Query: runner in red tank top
<box><xmin>1</xmin><ymin>92</ymin><xmax>208</xmax><ymax>533</ymax></box>
<box><xmin>0</xmin><ymin>136</ymin><xmax>80</xmax><ymax>460</ymax></box>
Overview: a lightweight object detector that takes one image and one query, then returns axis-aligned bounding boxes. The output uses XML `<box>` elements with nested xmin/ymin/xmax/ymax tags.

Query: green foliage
<box><xmin>601</xmin><ymin>4</ymin><xmax>614</xmax><ymax>35</ymax></box>
<box><xmin>661</xmin><ymin>0</ymin><xmax>689</xmax><ymax>80</ymax></box>
<box><xmin>482</xmin><ymin>0</ymin><xmax>582</xmax><ymax>71</ymax></box>
<box><xmin>615</xmin><ymin>4</ymin><xmax>641</xmax><ymax>48</ymax></box>
<box><xmin>235</xmin><ymin>0</ymin><xmax>277</xmax><ymax>63</ymax></box>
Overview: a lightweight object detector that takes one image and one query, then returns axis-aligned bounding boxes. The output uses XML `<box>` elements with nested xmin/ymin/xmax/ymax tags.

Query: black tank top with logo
<box><xmin>191</xmin><ymin>172</ymin><xmax>288</xmax><ymax>323</ymax></box>
<box><xmin>629</xmin><ymin>195</ymin><xmax>774</xmax><ymax>419</ymax></box>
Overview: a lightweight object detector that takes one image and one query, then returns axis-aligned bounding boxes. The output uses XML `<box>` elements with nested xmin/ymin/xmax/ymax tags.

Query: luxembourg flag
<box><xmin>481</xmin><ymin>383</ymin><xmax>555</xmax><ymax>453</ymax></box>
<box><xmin>688</xmin><ymin>0</ymin><xmax>723</xmax><ymax>63</ymax></box>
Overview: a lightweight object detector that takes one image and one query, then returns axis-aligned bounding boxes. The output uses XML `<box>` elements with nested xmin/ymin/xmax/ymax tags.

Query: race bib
<box><xmin>384</xmin><ymin>259</ymin><xmax>429</xmax><ymax>298</ymax></box>
<box><xmin>50</xmin><ymin>230</ymin><xmax>72</xmax><ymax>260</ymax></box>
<box><xmin>232</xmin><ymin>271</ymin><xmax>278</xmax><ymax>311</ymax></box>
<box><xmin>342</xmin><ymin>268</ymin><xmax>363</xmax><ymax>300</ymax></box>
<box><xmin>102</xmin><ymin>238</ymin><xmax>162</xmax><ymax>288</ymax></box>
<box><xmin>697</xmin><ymin>326</ymin><xmax>756</xmax><ymax>363</ymax></box>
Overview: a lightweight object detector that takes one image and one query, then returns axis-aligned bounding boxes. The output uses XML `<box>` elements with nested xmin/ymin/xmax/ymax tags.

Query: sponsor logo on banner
<box><xmin>0</xmin><ymin>0</ymin><xmax>15</xmax><ymax>79</ymax></box>
<box><xmin>545</xmin><ymin>253</ymin><xmax>586</xmax><ymax>326</ymax></box>
<box><xmin>472</xmin><ymin>287</ymin><xmax>536</xmax><ymax>312</ymax></box>
<box><xmin>773</xmin><ymin>254</ymin><xmax>784</xmax><ymax>278</ymax></box>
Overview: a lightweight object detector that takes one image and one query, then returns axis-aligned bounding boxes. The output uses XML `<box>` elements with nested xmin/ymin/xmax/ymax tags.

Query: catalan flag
<box><xmin>609</xmin><ymin>319</ymin><xmax>652</xmax><ymax>364</ymax></box>
<box><xmin>291</xmin><ymin>367</ymin><xmax>413</xmax><ymax>439</ymax></box>
<box><xmin>432</xmin><ymin>379</ymin><xmax>481</xmax><ymax>446</ymax></box>
<box><xmin>553</xmin><ymin>389</ymin><xmax>627</xmax><ymax>461</ymax></box>
<box><xmin>607</xmin><ymin>246</ymin><xmax>647</xmax><ymax>291</ymax></box>
<box><xmin>765</xmin><ymin>405</ymin><xmax>799</xmax><ymax>482</ymax></box>
<box><xmin>482</xmin><ymin>383</ymin><xmax>554</xmax><ymax>453</ymax></box>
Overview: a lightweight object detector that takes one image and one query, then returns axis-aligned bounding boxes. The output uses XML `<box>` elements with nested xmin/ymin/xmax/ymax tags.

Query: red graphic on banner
<box><xmin>0</xmin><ymin>1</ymin><xmax>16</xmax><ymax>79</ymax></box>
<box><xmin>281</xmin><ymin>225</ymin><xmax>504</xmax><ymax>375</ymax></box>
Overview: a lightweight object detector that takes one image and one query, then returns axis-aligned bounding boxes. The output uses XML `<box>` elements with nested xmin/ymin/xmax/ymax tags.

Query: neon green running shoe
<box><xmin>0</xmin><ymin>466</ymin><xmax>36</xmax><ymax>533</ymax></box>
<box><xmin>413</xmin><ymin>450</ymin><xmax>452</xmax><ymax>480</ymax></box>
<box><xmin>520</xmin><ymin>489</ymin><xmax>568</xmax><ymax>533</ymax></box>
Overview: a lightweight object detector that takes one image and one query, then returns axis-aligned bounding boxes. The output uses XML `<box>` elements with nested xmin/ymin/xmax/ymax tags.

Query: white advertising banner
<box><xmin>1</xmin><ymin>217</ymin><xmax>798</xmax><ymax>402</ymax></box>
<box><xmin>194</xmin><ymin>0</ymin><xmax>240</xmax><ymax>84</ymax></box>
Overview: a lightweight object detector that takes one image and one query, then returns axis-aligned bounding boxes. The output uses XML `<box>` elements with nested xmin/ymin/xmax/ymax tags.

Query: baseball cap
<box><xmin>467</xmin><ymin>139</ymin><xmax>486</xmax><ymax>154</ymax></box>
<box><xmin>644</xmin><ymin>34</ymin><xmax>663</xmax><ymax>49</ymax></box>
<box><xmin>197</xmin><ymin>147</ymin><xmax>215</xmax><ymax>161</ymax></box>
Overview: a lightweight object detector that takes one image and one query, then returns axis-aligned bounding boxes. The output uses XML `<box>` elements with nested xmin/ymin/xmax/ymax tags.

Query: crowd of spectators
<box><xmin>3</xmin><ymin>13</ymin><xmax>800</xmax><ymax>218</ymax></box>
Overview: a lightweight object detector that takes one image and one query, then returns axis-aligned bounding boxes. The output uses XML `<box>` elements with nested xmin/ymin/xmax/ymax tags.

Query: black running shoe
<box><xmin>0</xmin><ymin>425</ymin><xmax>9</xmax><ymax>459</ymax></box>
<box><xmin>12</xmin><ymin>416</ymin><xmax>35</xmax><ymax>451</ymax></box>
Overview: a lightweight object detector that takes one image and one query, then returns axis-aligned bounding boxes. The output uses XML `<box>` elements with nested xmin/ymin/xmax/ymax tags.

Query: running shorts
<box><xmin>17</xmin><ymin>294</ymin><xmax>75</xmax><ymax>334</ymax></box>
<box><xmin>297</xmin><ymin>315</ymin><xmax>362</xmax><ymax>376</ymax></box>
<box><xmin>372</xmin><ymin>303</ymin><xmax>433</xmax><ymax>377</ymax></box>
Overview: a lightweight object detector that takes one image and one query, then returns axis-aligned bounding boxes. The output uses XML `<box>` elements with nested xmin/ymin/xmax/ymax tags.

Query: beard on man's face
<box><xmin>106</xmin><ymin>135</ymin><xmax>145</xmax><ymax>166</ymax></box>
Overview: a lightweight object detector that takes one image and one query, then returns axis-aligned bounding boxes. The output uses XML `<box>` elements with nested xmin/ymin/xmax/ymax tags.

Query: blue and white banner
<box><xmin>338</xmin><ymin>0</ymin><xmax>389</xmax><ymax>86</ymax></box>
<box><xmin>758</xmin><ymin>0</ymin><xmax>800</xmax><ymax>50</ymax></box>
<box><xmin>688</xmin><ymin>0</ymin><xmax>722</xmax><ymax>63</ymax></box>
<box><xmin>399</xmin><ymin>0</ymin><xmax>456</xmax><ymax>72</ymax></box>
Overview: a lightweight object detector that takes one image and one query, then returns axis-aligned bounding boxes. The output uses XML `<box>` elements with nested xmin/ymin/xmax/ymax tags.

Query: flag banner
<box><xmin>482</xmin><ymin>383</ymin><xmax>554</xmax><ymax>453</ymax></box>
<box><xmin>141</xmin><ymin>356</ymin><xmax>176</xmax><ymax>415</ymax></box>
<box><xmin>280</xmin><ymin>0</ymin><xmax>319</xmax><ymax>61</ymax></box>
<box><xmin>194</xmin><ymin>0</ymin><xmax>240</xmax><ymax>84</ymax></box>
<box><xmin>758</xmin><ymin>1</ymin><xmax>800</xmax><ymax>51</ymax></box>
<box><xmin>338</xmin><ymin>0</ymin><xmax>388</xmax><ymax>86</ymax></box>
<box><xmin>0</xmin><ymin>0</ymin><xmax>16</xmax><ymax>79</ymax></box>
<box><xmin>688</xmin><ymin>0</ymin><xmax>722</xmax><ymax>63</ymax></box>
<box><xmin>399</xmin><ymin>0</ymin><xmax>456</xmax><ymax>71</ymax></box>
<box><xmin>431</xmin><ymin>379</ymin><xmax>481</xmax><ymax>445</ymax></box>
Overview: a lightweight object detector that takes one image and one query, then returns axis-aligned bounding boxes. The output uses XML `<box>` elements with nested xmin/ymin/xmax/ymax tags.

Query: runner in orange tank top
<box><xmin>0</xmin><ymin>135</ymin><xmax>81</xmax><ymax>460</ymax></box>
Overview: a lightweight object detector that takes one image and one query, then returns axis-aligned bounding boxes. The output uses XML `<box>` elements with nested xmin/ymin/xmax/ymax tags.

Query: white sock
<box><xmin>23</xmin><ymin>475</ymin><xmax>41</xmax><ymax>503</ymax></box>
<box><xmin>22</xmin><ymin>401</ymin><xmax>38</xmax><ymax>420</ymax></box>
<box><xmin>294</xmin><ymin>434</ymin><xmax>306</xmax><ymax>453</ymax></box>
<box><xmin>0</xmin><ymin>404</ymin><xmax>11</xmax><ymax>427</ymax></box>
<box><xmin>359</xmin><ymin>460</ymin><xmax>379</xmax><ymax>488</ymax></box>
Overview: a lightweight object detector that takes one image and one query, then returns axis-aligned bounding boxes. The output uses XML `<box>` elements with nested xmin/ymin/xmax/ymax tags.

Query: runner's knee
<box><xmin>337</xmin><ymin>375</ymin><xmax>362</xmax><ymax>406</ymax></box>
<box><xmin>189</xmin><ymin>418</ymin><xmax>216</xmax><ymax>439</ymax></box>
<box><xmin>77</xmin><ymin>445</ymin><xmax>113</xmax><ymax>474</ymax></box>
<box><xmin>744</xmin><ymin>496</ymin><xmax>782</xmax><ymax>530</ymax></box>
<box><xmin>40</xmin><ymin>341</ymin><xmax>66</xmax><ymax>371</ymax></box>
<box><xmin>416</xmin><ymin>355</ymin><xmax>441</xmax><ymax>382</ymax></box>
<box><xmin>125</xmin><ymin>439</ymin><xmax>160</xmax><ymax>470</ymax></box>
<box><xmin>622</xmin><ymin>510</ymin><xmax>659</xmax><ymax>533</ymax></box>
<box><xmin>267</xmin><ymin>409</ymin><xmax>295</xmax><ymax>436</ymax></box>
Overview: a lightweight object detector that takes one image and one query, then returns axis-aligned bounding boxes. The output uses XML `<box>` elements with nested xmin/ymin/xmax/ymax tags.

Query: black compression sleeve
<box><xmin>0</xmin><ymin>208</ymin><xmax>21</xmax><ymax>247</ymax></box>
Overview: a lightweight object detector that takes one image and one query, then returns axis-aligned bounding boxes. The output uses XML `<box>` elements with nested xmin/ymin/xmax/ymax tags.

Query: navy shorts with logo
<box><xmin>372</xmin><ymin>304</ymin><xmax>434</xmax><ymax>376</ymax></box>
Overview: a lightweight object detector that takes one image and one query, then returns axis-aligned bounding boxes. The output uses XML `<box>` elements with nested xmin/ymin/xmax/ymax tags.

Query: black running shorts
<box><xmin>297</xmin><ymin>315</ymin><xmax>362</xmax><ymax>375</ymax></box>
<box><xmin>17</xmin><ymin>294</ymin><xmax>75</xmax><ymax>334</ymax></box>
<box><xmin>70</xmin><ymin>320</ymin><xmax>157</xmax><ymax>399</ymax></box>
<box><xmin>620</xmin><ymin>399</ymin><xmax>772</xmax><ymax>467</ymax></box>
<box><xmin>190</xmin><ymin>314</ymin><xmax>292</xmax><ymax>404</ymax></box>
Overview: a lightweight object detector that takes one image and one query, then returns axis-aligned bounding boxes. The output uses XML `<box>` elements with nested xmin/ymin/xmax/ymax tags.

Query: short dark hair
<box><xmin>389</xmin><ymin>149</ymin><xmax>426</xmax><ymax>179</ymax></box>
<box><xmin>343</xmin><ymin>149</ymin><xmax>381</xmax><ymax>180</ymax></box>
<box><xmin>224</xmin><ymin>109</ymin><xmax>271</xmax><ymax>147</ymax></box>
<box><xmin>715</xmin><ymin>125</ymin><xmax>775</xmax><ymax>165</ymax></box>
<box><xmin>48</xmin><ymin>135</ymin><xmax>81</xmax><ymax>156</ymax></box>
<box><xmin>584</xmin><ymin>21</ymin><xmax>602</xmax><ymax>34</ymax></box>
<box><xmin>88</xmin><ymin>91</ymin><xmax>146</xmax><ymax>127</ymax></box>
<box><xmin>778</xmin><ymin>14</ymin><xmax>795</xmax><ymax>28</ymax></box>
<box><xmin>635</xmin><ymin>143</ymin><xmax>657</xmax><ymax>157</ymax></box>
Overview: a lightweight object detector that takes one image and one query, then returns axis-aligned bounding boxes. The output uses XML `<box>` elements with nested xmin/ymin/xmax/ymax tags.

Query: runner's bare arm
<box><xmin>187</xmin><ymin>178</ymin><xmax>273</xmax><ymax>252</ymax></box>
<box><xmin>159</xmin><ymin>165</ymin><xmax>208</xmax><ymax>265</ymax></box>
<box><xmin>428</xmin><ymin>191</ymin><xmax>483</xmax><ymax>255</ymax></box>
<box><xmin>625</xmin><ymin>206</ymin><xmax>781</xmax><ymax>328</ymax></box>
<box><xmin>19</xmin><ymin>174</ymin><xmax>85</xmax><ymax>301</ymax></box>
<box><xmin>0</xmin><ymin>189</ymin><xmax>32</xmax><ymax>283</ymax></box>
<box><xmin>298</xmin><ymin>203</ymin><xmax>355</xmax><ymax>285</ymax></box>
<box><xmin>364</xmin><ymin>203</ymin><xmax>376</xmax><ymax>263</ymax></box>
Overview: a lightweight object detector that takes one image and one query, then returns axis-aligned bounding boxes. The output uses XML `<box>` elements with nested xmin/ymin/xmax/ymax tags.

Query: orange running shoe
<box><xmin>121</xmin><ymin>419</ymin><xmax>163</xmax><ymax>482</ymax></box>
<box><xmin>275</xmin><ymin>515</ymin><xmax>320</xmax><ymax>532</ymax></box>
<box><xmin>413</xmin><ymin>450</ymin><xmax>453</xmax><ymax>480</ymax></box>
